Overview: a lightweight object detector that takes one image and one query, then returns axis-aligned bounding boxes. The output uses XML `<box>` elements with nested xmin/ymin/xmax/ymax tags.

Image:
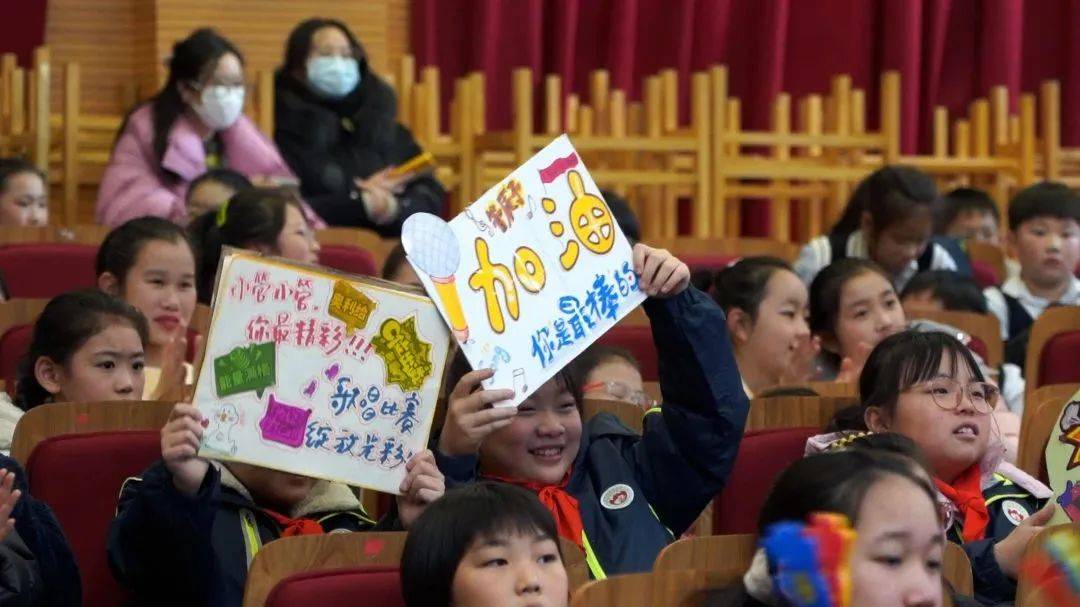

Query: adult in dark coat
<box><xmin>274</xmin><ymin>18</ymin><xmax>445</xmax><ymax>235</ymax></box>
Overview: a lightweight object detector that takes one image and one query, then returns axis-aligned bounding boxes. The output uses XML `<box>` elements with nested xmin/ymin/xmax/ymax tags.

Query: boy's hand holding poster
<box><xmin>402</xmin><ymin>135</ymin><xmax>646</xmax><ymax>407</ymax></box>
<box><xmin>1047</xmin><ymin>388</ymin><xmax>1080</xmax><ymax>524</ymax></box>
<box><xmin>191</xmin><ymin>250</ymin><xmax>451</xmax><ymax>494</ymax></box>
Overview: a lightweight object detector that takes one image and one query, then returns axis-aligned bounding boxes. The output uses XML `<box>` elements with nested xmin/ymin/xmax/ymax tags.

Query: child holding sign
<box><xmin>108</xmin><ymin>402</ymin><xmax>446</xmax><ymax>607</ymax></box>
<box><xmin>435</xmin><ymin>244</ymin><xmax>751</xmax><ymax>577</ymax></box>
<box><xmin>850</xmin><ymin>331</ymin><xmax>1055</xmax><ymax>605</ymax></box>
<box><xmin>97</xmin><ymin>217</ymin><xmax>198</xmax><ymax>401</ymax></box>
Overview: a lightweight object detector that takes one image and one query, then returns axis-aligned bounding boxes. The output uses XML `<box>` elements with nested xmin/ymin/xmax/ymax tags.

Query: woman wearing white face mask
<box><xmin>274</xmin><ymin>18</ymin><xmax>446</xmax><ymax>235</ymax></box>
<box><xmin>97</xmin><ymin>28</ymin><xmax>325</xmax><ymax>229</ymax></box>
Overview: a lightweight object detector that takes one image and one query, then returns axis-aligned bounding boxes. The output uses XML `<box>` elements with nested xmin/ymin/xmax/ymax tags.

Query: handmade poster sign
<box><xmin>401</xmin><ymin>135</ymin><xmax>645</xmax><ymax>407</ymax></box>
<box><xmin>1046</xmin><ymin>387</ymin><xmax>1080</xmax><ymax>524</ymax></box>
<box><xmin>191</xmin><ymin>250</ymin><xmax>451</xmax><ymax>494</ymax></box>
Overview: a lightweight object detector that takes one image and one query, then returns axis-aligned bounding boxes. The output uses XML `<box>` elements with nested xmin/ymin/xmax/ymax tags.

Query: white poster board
<box><xmin>191</xmin><ymin>251</ymin><xmax>451</xmax><ymax>494</ymax></box>
<box><xmin>1046</xmin><ymin>388</ymin><xmax>1080</xmax><ymax>524</ymax></box>
<box><xmin>401</xmin><ymin>135</ymin><xmax>645</xmax><ymax>407</ymax></box>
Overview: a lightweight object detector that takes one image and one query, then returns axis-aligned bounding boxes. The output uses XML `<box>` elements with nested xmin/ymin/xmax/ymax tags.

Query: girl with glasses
<box><xmin>836</xmin><ymin>331</ymin><xmax>1055</xmax><ymax>605</ymax></box>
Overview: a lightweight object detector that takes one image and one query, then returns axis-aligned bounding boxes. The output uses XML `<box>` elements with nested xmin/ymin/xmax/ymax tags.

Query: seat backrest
<box><xmin>597</xmin><ymin>325</ymin><xmax>656</xmax><ymax>381</ymax></box>
<box><xmin>0</xmin><ymin>225</ymin><xmax>110</xmax><ymax>246</ymax></box>
<box><xmin>582</xmin><ymin>398</ymin><xmax>645</xmax><ymax>434</ymax></box>
<box><xmin>0</xmin><ymin>243</ymin><xmax>97</xmax><ymax>298</ymax></box>
<box><xmin>314</xmin><ymin>228</ymin><xmax>394</xmax><ymax>268</ymax></box>
<box><xmin>969</xmin><ymin>259</ymin><xmax>1001</xmax><ymax>289</ymax></box>
<box><xmin>652</xmin><ymin>533</ymin><xmax>757</xmax><ymax>574</ymax></box>
<box><xmin>713</xmin><ymin>427</ymin><xmax>819</xmax><ymax>535</ymax></box>
<box><xmin>1021</xmin><ymin>383</ymin><xmax>1080</xmax><ymax>432</ymax></box>
<box><xmin>965</xmin><ymin>241</ymin><xmax>1006</xmax><ymax>286</ymax></box>
<box><xmin>317</xmin><ymin>244</ymin><xmax>378</xmax><ymax>277</ymax></box>
<box><xmin>745</xmin><ymin>395</ymin><xmax>856</xmax><ymax>432</ymax></box>
<box><xmin>1015</xmin><ymin>394</ymin><xmax>1072</xmax><ymax>481</ymax></box>
<box><xmin>264</xmin><ymin>566</ymin><xmax>404</xmax><ymax>607</ymax></box>
<box><xmin>570</xmin><ymin>569</ymin><xmax>737</xmax><ymax>607</ymax></box>
<box><xmin>0</xmin><ymin>324</ymin><xmax>31</xmax><ymax>392</ymax></box>
<box><xmin>943</xmin><ymin>541</ymin><xmax>974</xmax><ymax>598</ymax></box>
<box><xmin>25</xmin><ymin>430</ymin><xmax>163</xmax><ymax>607</ymax></box>
<box><xmin>244</xmin><ymin>532</ymin><xmax>408</xmax><ymax>607</ymax></box>
<box><xmin>1025</xmin><ymin>308</ymin><xmax>1080</xmax><ymax>408</ymax></box>
<box><xmin>908</xmin><ymin>309</ymin><xmax>1003</xmax><ymax>367</ymax></box>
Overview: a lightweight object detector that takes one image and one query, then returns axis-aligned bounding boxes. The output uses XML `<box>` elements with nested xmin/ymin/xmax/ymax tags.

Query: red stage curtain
<box><xmin>0</xmin><ymin>0</ymin><xmax>47</xmax><ymax>66</ymax></box>
<box><xmin>413</xmin><ymin>0</ymin><xmax>1080</xmax><ymax>152</ymax></box>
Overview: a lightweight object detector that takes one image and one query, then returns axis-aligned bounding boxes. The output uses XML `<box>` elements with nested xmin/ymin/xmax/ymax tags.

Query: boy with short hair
<box><xmin>940</xmin><ymin>187</ymin><xmax>1002</xmax><ymax>246</ymax></box>
<box><xmin>984</xmin><ymin>182</ymin><xmax>1080</xmax><ymax>341</ymax></box>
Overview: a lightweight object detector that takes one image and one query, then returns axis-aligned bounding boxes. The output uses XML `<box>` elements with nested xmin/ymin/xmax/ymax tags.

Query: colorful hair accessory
<box><xmin>215</xmin><ymin>199</ymin><xmax>230</xmax><ymax>227</ymax></box>
<box><xmin>761</xmin><ymin>513</ymin><xmax>856</xmax><ymax>607</ymax></box>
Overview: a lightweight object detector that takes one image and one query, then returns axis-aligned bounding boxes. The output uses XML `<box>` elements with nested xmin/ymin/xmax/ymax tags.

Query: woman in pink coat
<box><xmin>96</xmin><ymin>28</ymin><xmax>324</xmax><ymax>228</ymax></box>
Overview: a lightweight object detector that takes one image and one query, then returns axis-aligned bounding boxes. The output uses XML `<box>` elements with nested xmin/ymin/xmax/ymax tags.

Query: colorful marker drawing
<box><xmin>1047</xmin><ymin>393</ymin><xmax>1080</xmax><ymax>525</ymax></box>
<box><xmin>371</xmin><ymin>316</ymin><xmax>434</xmax><ymax>393</ymax></box>
<box><xmin>259</xmin><ymin>393</ymin><xmax>313</xmax><ymax>448</ymax></box>
<box><xmin>214</xmin><ymin>341</ymin><xmax>276</xmax><ymax>398</ymax></box>
<box><xmin>203</xmin><ymin>403</ymin><xmax>241</xmax><ymax>455</ymax></box>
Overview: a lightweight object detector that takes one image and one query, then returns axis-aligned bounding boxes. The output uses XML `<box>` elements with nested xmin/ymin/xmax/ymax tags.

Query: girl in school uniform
<box><xmin>827</xmin><ymin>331</ymin><xmax>1055</xmax><ymax>605</ymax></box>
<box><xmin>435</xmin><ymin>244</ymin><xmax>751</xmax><ymax>578</ymax></box>
<box><xmin>794</xmin><ymin>165</ymin><xmax>960</xmax><ymax>291</ymax></box>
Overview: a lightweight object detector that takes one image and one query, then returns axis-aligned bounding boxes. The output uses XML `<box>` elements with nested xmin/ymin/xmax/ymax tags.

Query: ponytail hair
<box><xmin>708</xmin><ymin>256</ymin><xmax>793</xmax><ymax>320</ymax></box>
<box><xmin>15</xmin><ymin>290</ymin><xmax>148</xmax><ymax>411</ymax></box>
<box><xmin>830</xmin><ymin>165</ymin><xmax>939</xmax><ymax>237</ymax></box>
<box><xmin>189</xmin><ymin>187</ymin><xmax>298</xmax><ymax>302</ymax></box>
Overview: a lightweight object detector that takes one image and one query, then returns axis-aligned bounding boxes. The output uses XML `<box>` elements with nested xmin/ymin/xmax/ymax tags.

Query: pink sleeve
<box><xmin>95</xmin><ymin>125</ymin><xmax>184</xmax><ymax>226</ymax></box>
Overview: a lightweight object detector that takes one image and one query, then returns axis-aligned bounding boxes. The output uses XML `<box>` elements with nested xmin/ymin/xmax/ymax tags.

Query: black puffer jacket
<box><xmin>273</xmin><ymin>60</ymin><xmax>445</xmax><ymax>235</ymax></box>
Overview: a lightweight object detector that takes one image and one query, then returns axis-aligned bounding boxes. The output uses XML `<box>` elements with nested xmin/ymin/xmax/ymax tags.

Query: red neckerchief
<box><xmin>486</xmin><ymin>469</ymin><xmax>584</xmax><ymax>549</ymax></box>
<box><xmin>262</xmin><ymin>508</ymin><xmax>324</xmax><ymax>537</ymax></box>
<box><xmin>934</xmin><ymin>465</ymin><xmax>990</xmax><ymax>542</ymax></box>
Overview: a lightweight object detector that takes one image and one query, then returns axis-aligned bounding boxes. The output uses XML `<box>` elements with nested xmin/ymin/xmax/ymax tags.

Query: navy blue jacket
<box><xmin>437</xmin><ymin>287</ymin><xmax>750</xmax><ymax>577</ymax></box>
<box><xmin>949</xmin><ymin>473</ymin><xmax>1047</xmax><ymax>606</ymax></box>
<box><xmin>0</xmin><ymin>455</ymin><xmax>79</xmax><ymax>607</ymax></box>
<box><xmin>108</xmin><ymin>460</ymin><xmax>385</xmax><ymax>607</ymax></box>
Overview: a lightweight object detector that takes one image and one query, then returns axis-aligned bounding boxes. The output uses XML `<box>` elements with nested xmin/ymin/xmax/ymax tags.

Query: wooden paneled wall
<box><xmin>45</xmin><ymin>0</ymin><xmax>411</xmax><ymax>116</ymax></box>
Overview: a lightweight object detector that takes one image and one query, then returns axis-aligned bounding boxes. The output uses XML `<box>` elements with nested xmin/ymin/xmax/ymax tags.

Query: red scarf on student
<box><xmin>262</xmin><ymin>509</ymin><xmax>324</xmax><ymax>537</ymax></box>
<box><xmin>934</xmin><ymin>465</ymin><xmax>990</xmax><ymax>542</ymax></box>
<box><xmin>486</xmin><ymin>469</ymin><xmax>584</xmax><ymax>549</ymax></box>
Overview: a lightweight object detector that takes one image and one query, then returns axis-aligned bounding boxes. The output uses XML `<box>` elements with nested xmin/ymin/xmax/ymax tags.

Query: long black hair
<box><xmin>120</xmin><ymin>29</ymin><xmax>243</xmax><ymax>167</ymax></box>
<box><xmin>830</xmin><ymin>165</ymin><xmax>940</xmax><ymax>237</ymax></box>
<box><xmin>400</xmin><ymin>482</ymin><xmax>562</xmax><ymax>607</ymax></box>
<box><xmin>709</xmin><ymin>256</ymin><xmax>793</xmax><ymax>320</ymax></box>
<box><xmin>188</xmin><ymin>187</ymin><xmax>299</xmax><ymax>302</ymax></box>
<box><xmin>15</xmin><ymin>290</ymin><xmax>148</xmax><ymax>411</ymax></box>
<box><xmin>283</xmin><ymin>18</ymin><xmax>366</xmax><ymax>76</ymax></box>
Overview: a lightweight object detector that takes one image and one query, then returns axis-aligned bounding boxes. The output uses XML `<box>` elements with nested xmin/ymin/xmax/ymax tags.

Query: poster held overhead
<box><xmin>402</xmin><ymin>135</ymin><xmax>645</xmax><ymax>407</ymax></box>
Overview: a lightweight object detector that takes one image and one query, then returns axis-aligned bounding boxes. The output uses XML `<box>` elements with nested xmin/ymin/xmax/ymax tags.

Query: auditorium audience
<box><xmin>96</xmin><ymin>29</ymin><xmax>322</xmax><ymax>228</ymax></box>
<box><xmin>96</xmin><ymin>217</ymin><xmax>197</xmax><ymax>400</ymax></box>
<box><xmin>381</xmin><ymin>243</ymin><xmax>422</xmax><ymax>287</ymax></box>
<box><xmin>833</xmin><ymin>331</ymin><xmax>1053</xmax><ymax>605</ymax></box>
<box><xmin>435</xmin><ymin>244</ymin><xmax>750</xmax><ymax>577</ymax></box>
<box><xmin>567</xmin><ymin>344</ymin><xmax>650</xmax><ymax>408</ymax></box>
<box><xmin>401</xmin><ymin>482</ymin><xmax>568</xmax><ymax>607</ymax></box>
<box><xmin>795</xmin><ymin>165</ymin><xmax>960</xmax><ymax>291</ymax></box>
<box><xmin>274</xmin><ymin>18</ymin><xmax>444</xmax><ymax>234</ymax></box>
<box><xmin>900</xmin><ymin>270</ymin><xmax>988</xmax><ymax>317</ymax></box>
<box><xmin>940</xmin><ymin>187</ymin><xmax>1001</xmax><ymax>247</ymax></box>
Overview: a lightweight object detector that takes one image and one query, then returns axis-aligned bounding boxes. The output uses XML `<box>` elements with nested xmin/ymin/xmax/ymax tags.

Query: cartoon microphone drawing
<box><xmin>402</xmin><ymin>213</ymin><xmax>470</xmax><ymax>342</ymax></box>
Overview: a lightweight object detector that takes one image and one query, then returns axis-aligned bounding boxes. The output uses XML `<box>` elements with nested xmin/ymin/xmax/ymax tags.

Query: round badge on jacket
<box><xmin>600</xmin><ymin>484</ymin><xmax>634</xmax><ymax>510</ymax></box>
<box><xmin>1001</xmin><ymin>500</ymin><xmax>1029</xmax><ymax>526</ymax></box>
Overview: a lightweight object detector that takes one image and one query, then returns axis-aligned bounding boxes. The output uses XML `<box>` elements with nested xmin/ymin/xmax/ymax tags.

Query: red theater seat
<box><xmin>680</xmin><ymin>253</ymin><xmax>740</xmax><ymax>274</ymax></box>
<box><xmin>713</xmin><ymin>427</ymin><xmax>819</xmax><ymax>535</ymax></box>
<box><xmin>1038</xmin><ymin>331</ymin><xmax>1080</xmax><ymax>386</ymax></box>
<box><xmin>318</xmin><ymin>245</ymin><xmax>378</xmax><ymax>277</ymax></box>
<box><xmin>0</xmin><ymin>244</ymin><xmax>97</xmax><ymax>298</ymax></box>
<box><xmin>970</xmin><ymin>259</ymin><xmax>1000</xmax><ymax>289</ymax></box>
<box><xmin>264</xmin><ymin>566</ymin><xmax>404</xmax><ymax>607</ymax></box>
<box><xmin>597</xmin><ymin>325</ymin><xmax>657</xmax><ymax>381</ymax></box>
<box><xmin>0</xmin><ymin>324</ymin><xmax>31</xmax><ymax>391</ymax></box>
<box><xmin>25</xmin><ymin>430</ymin><xmax>163</xmax><ymax>607</ymax></box>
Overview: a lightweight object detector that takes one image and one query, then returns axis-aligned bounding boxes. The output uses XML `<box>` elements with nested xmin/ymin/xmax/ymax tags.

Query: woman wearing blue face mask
<box><xmin>97</xmin><ymin>29</ymin><xmax>320</xmax><ymax>228</ymax></box>
<box><xmin>274</xmin><ymin>18</ymin><xmax>446</xmax><ymax>235</ymax></box>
